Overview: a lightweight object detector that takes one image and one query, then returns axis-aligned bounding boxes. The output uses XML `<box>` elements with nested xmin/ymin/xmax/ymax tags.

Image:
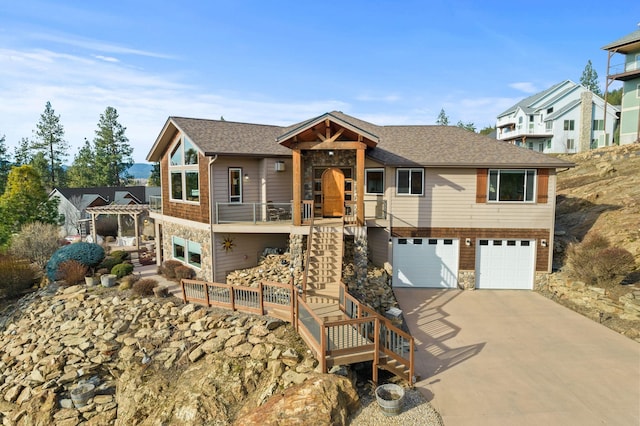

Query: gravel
<box><xmin>348</xmin><ymin>386</ymin><xmax>443</xmax><ymax>426</ymax></box>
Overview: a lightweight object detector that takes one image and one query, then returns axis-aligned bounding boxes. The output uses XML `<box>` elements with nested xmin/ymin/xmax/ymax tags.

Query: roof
<box><xmin>497</xmin><ymin>81</ymin><xmax>573</xmax><ymax>118</ymax></box>
<box><xmin>53</xmin><ymin>186</ymin><xmax>149</xmax><ymax>205</ymax></box>
<box><xmin>147</xmin><ymin>112</ymin><xmax>573</xmax><ymax>169</ymax></box>
<box><xmin>602</xmin><ymin>28</ymin><xmax>640</xmax><ymax>53</ymax></box>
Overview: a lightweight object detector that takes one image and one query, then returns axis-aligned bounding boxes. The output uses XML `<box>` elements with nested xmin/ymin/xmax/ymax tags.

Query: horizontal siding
<box><xmin>265</xmin><ymin>158</ymin><xmax>293</xmax><ymax>203</ymax></box>
<box><xmin>213</xmin><ymin>233</ymin><xmax>289</xmax><ymax>282</ymax></box>
<box><xmin>367</xmin><ymin>227</ymin><xmax>389</xmax><ymax>267</ymax></box>
<box><xmin>389</xmin><ymin>168</ymin><xmax>555</xmax><ymax>229</ymax></box>
<box><xmin>212</xmin><ymin>157</ymin><xmax>261</xmax><ymax>205</ymax></box>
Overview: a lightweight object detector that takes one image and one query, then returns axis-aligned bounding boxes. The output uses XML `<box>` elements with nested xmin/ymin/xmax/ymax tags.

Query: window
<box><xmin>529</xmin><ymin>115</ymin><xmax>534</xmax><ymax>122</ymax></box>
<box><xmin>563</xmin><ymin>120</ymin><xmax>575</xmax><ymax>131</ymax></box>
<box><xmin>172</xmin><ymin>236</ymin><xmax>201</xmax><ymax>269</ymax></box>
<box><xmin>545</xmin><ymin>121</ymin><xmax>552</xmax><ymax>131</ymax></box>
<box><xmin>229</xmin><ymin>168</ymin><xmax>242</xmax><ymax>203</ymax></box>
<box><xmin>169</xmin><ymin>136</ymin><xmax>199</xmax><ymax>202</ymax></box>
<box><xmin>546</xmin><ymin>140</ymin><xmax>551</xmax><ymax>149</ymax></box>
<box><xmin>365</xmin><ymin>169</ymin><xmax>384</xmax><ymax>194</ymax></box>
<box><xmin>547</xmin><ymin>107</ymin><xmax>553</xmax><ymax>114</ymax></box>
<box><xmin>593</xmin><ymin>119</ymin><xmax>604</xmax><ymax>131</ymax></box>
<box><xmin>396</xmin><ymin>168</ymin><xmax>423</xmax><ymax>195</ymax></box>
<box><xmin>567</xmin><ymin>139</ymin><xmax>575</xmax><ymax>150</ymax></box>
<box><xmin>488</xmin><ymin>169</ymin><xmax>536</xmax><ymax>202</ymax></box>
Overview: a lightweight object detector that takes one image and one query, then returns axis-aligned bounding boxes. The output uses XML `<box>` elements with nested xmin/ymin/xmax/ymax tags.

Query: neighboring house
<box><xmin>50</xmin><ymin>186</ymin><xmax>160</xmax><ymax>236</ymax></box>
<box><xmin>496</xmin><ymin>80</ymin><xmax>619</xmax><ymax>153</ymax></box>
<box><xmin>146</xmin><ymin>111</ymin><xmax>573</xmax><ymax>291</ymax></box>
<box><xmin>603</xmin><ymin>27</ymin><xmax>640</xmax><ymax>145</ymax></box>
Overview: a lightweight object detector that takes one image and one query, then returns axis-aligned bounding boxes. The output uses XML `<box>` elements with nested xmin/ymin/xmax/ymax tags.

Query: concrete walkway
<box><xmin>394</xmin><ymin>289</ymin><xmax>640</xmax><ymax>426</ymax></box>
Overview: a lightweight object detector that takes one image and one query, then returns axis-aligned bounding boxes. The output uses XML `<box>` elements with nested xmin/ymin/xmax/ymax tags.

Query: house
<box><xmin>146</xmin><ymin>111</ymin><xmax>573</xmax><ymax>291</ymax></box>
<box><xmin>50</xmin><ymin>186</ymin><xmax>160</xmax><ymax>237</ymax></box>
<box><xmin>496</xmin><ymin>80</ymin><xmax>619</xmax><ymax>153</ymax></box>
<box><xmin>603</xmin><ymin>27</ymin><xmax>640</xmax><ymax>145</ymax></box>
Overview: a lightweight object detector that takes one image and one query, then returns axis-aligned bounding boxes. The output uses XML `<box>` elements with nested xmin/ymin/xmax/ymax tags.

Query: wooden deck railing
<box><xmin>181</xmin><ymin>278</ymin><xmax>415</xmax><ymax>385</ymax></box>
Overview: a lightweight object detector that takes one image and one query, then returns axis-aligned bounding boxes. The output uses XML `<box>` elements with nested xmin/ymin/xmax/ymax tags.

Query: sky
<box><xmin>1</xmin><ymin>1</ymin><xmax>639</xmax><ymax>163</ymax></box>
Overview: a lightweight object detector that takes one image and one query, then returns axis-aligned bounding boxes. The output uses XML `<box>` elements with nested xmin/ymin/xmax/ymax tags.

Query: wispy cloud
<box><xmin>355</xmin><ymin>93</ymin><xmax>402</xmax><ymax>103</ymax></box>
<box><xmin>93</xmin><ymin>55</ymin><xmax>119</xmax><ymax>63</ymax></box>
<box><xmin>30</xmin><ymin>32</ymin><xmax>176</xmax><ymax>59</ymax></box>
<box><xmin>509</xmin><ymin>82</ymin><xmax>537</xmax><ymax>94</ymax></box>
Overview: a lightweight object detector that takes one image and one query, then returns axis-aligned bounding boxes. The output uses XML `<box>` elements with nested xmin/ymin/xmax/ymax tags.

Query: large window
<box><xmin>229</xmin><ymin>168</ymin><xmax>242</xmax><ymax>203</ymax></box>
<box><xmin>563</xmin><ymin>120</ymin><xmax>575</xmax><ymax>131</ymax></box>
<box><xmin>365</xmin><ymin>169</ymin><xmax>384</xmax><ymax>194</ymax></box>
<box><xmin>488</xmin><ymin>169</ymin><xmax>535</xmax><ymax>202</ymax></box>
<box><xmin>396</xmin><ymin>168</ymin><xmax>424</xmax><ymax>195</ymax></box>
<box><xmin>169</xmin><ymin>136</ymin><xmax>199</xmax><ymax>202</ymax></box>
<box><xmin>172</xmin><ymin>236</ymin><xmax>201</xmax><ymax>269</ymax></box>
<box><xmin>593</xmin><ymin>119</ymin><xmax>604</xmax><ymax>131</ymax></box>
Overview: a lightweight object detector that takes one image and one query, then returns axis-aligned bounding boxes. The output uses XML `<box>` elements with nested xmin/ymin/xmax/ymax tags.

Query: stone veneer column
<box><xmin>289</xmin><ymin>234</ymin><xmax>305</xmax><ymax>286</ymax></box>
<box><xmin>457</xmin><ymin>271</ymin><xmax>476</xmax><ymax>290</ymax></box>
<box><xmin>579</xmin><ymin>91</ymin><xmax>594</xmax><ymax>152</ymax></box>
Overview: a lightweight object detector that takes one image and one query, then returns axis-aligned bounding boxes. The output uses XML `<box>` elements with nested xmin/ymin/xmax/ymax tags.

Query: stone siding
<box><xmin>162</xmin><ymin>222</ymin><xmax>212</xmax><ymax>281</ymax></box>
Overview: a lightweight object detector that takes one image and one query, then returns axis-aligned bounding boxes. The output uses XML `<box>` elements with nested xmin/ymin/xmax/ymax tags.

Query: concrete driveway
<box><xmin>394</xmin><ymin>289</ymin><xmax>640</xmax><ymax>426</ymax></box>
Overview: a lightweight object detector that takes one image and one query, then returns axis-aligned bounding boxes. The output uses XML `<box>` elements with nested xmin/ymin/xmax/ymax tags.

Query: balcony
<box><xmin>149</xmin><ymin>195</ymin><xmax>162</xmax><ymax>213</ymax></box>
<box><xmin>608</xmin><ymin>60</ymin><xmax>640</xmax><ymax>81</ymax></box>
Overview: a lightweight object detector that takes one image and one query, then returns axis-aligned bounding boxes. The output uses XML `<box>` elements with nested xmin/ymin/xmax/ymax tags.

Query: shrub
<box><xmin>175</xmin><ymin>265</ymin><xmax>196</xmax><ymax>281</ymax></box>
<box><xmin>111</xmin><ymin>262</ymin><xmax>134</xmax><ymax>279</ymax></box>
<box><xmin>161</xmin><ymin>260</ymin><xmax>183</xmax><ymax>279</ymax></box>
<box><xmin>132</xmin><ymin>278</ymin><xmax>158</xmax><ymax>296</ymax></box>
<box><xmin>98</xmin><ymin>256</ymin><xmax>122</xmax><ymax>272</ymax></box>
<box><xmin>58</xmin><ymin>260</ymin><xmax>88</xmax><ymax>286</ymax></box>
<box><xmin>120</xmin><ymin>274</ymin><xmax>140</xmax><ymax>290</ymax></box>
<box><xmin>0</xmin><ymin>255</ymin><xmax>37</xmax><ymax>298</ymax></box>
<box><xmin>109</xmin><ymin>250</ymin><xmax>131</xmax><ymax>262</ymax></box>
<box><xmin>566</xmin><ymin>232</ymin><xmax>636</xmax><ymax>289</ymax></box>
<box><xmin>46</xmin><ymin>243</ymin><xmax>105</xmax><ymax>281</ymax></box>
<box><xmin>9</xmin><ymin>222</ymin><xmax>61</xmax><ymax>269</ymax></box>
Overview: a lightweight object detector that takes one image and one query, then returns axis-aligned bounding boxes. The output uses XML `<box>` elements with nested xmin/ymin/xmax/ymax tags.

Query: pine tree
<box><xmin>580</xmin><ymin>60</ymin><xmax>602</xmax><ymax>96</ymax></box>
<box><xmin>456</xmin><ymin>121</ymin><xmax>477</xmax><ymax>132</ymax></box>
<box><xmin>0</xmin><ymin>134</ymin><xmax>10</xmax><ymax>195</ymax></box>
<box><xmin>436</xmin><ymin>108</ymin><xmax>449</xmax><ymax>125</ymax></box>
<box><xmin>67</xmin><ymin>139</ymin><xmax>96</xmax><ymax>187</ymax></box>
<box><xmin>93</xmin><ymin>107</ymin><xmax>133</xmax><ymax>186</ymax></box>
<box><xmin>32</xmin><ymin>101</ymin><xmax>68</xmax><ymax>188</ymax></box>
<box><xmin>13</xmin><ymin>137</ymin><xmax>31</xmax><ymax>166</ymax></box>
<box><xmin>148</xmin><ymin>163</ymin><xmax>161</xmax><ymax>186</ymax></box>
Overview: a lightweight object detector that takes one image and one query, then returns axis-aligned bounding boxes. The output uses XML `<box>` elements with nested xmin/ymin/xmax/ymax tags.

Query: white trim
<box><xmin>396</xmin><ymin>168</ymin><xmax>424</xmax><ymax>196</ymax></box>
<box><xmin>228</xmin><ymin>167</ymin><xmax>243</xmax><ymax>203</ymax></box>
<box><xmin>365</xmin><ymin>168</ymin><xmax>385</xmax><ymax>195</ymax></box>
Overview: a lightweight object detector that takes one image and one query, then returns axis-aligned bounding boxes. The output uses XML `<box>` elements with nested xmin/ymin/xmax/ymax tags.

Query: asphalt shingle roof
<box><xmin>149</xmin><ymin>112</ymin><xmax>573</xmax><ymax>169</ymax></box>
<box><xmin>602</xmin><ymin>28</ymin><xmax>640</xmax><ymax>52</ymax></box>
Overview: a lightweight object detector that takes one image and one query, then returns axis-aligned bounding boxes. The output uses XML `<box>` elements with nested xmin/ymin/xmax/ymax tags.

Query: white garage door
<box><xmin>393</xmin><ymin>238</ymin><xmax>459</xmax><ymax>288</ymax></box>
<box><xmin>476</xmin><ymin>239</ymin><xmax>535</xmax><ymax>289</ymax></box>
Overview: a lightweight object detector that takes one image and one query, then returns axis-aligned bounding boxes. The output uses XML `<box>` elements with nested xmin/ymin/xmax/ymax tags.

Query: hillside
<box><xmin>554</xmin><ymin>143</ymin><xmax>640</xmax><ymax>276</ymax></box>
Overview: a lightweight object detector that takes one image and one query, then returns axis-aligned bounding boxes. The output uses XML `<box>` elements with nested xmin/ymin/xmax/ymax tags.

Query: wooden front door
<box><xmin>322</xmin><ymin>168</ymin><xmax>344</xmax><ymax>217</ymax></box>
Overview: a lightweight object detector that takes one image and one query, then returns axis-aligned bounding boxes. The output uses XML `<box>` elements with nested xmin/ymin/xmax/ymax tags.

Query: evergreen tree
<box><xmin>148</xmin><ymin>162</ymin><xmax>161</xmax><ymax>186</ymax></box>
<box><xmin>13</xmin><ymin>137</ymin><xmax>32</xmax><ymax>166</ymax></box>
<box><xmin>606</xmin><ymin>87</ymin><xmax>623</xmax><ymax>106</ymax></box>
<box><xmin>456</xmin><ymin>121</ymin><xmax>477</xmax><ymax>132</ymax></box>
<box><xmin>479</xmin><ymin>125</ymin><xmax>496</xmax><ymax>136</ymax></box>
<box><xmin>67</xmin><ymin>139</ymin><xmax>96</xmax><ymax>187</ymax></box>
<box><xmin>580</xmin><ymin>60</ymin><xmax>602</xmax><ymax>96</ymax></box>
<box><xmin>0</xmin><ymin>134</ymin><xmax>10</xmax><ymax>195</ymax></box>
<box><xmin>0</xmin><ymin>165</ymin><xmax>60</xmax><ymax>247</ymax></box>
<box><xmin>93</xmin><ymin>107</ymin><xmax>133</xmax><ymax>186</ymax></box>
<box><xmin>436</xmin><ymin>108</ymin><xmax>449</xmax><ymax>125</ymax></box>
<box><xmin>32</xmin><ymin>101</ymin><xmax>68</xmax><ymax>188</ymax></box>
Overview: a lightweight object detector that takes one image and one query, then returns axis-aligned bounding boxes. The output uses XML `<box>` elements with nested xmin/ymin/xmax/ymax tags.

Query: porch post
<box><xmin>356</xmin><ymin>147</ymin><xmax>365</xmax><ymax>226</ymax></box>
<box><xmin>292</xmin><ymin>149</ymin><xmax>302</xmax><ymax>226</ymax></box>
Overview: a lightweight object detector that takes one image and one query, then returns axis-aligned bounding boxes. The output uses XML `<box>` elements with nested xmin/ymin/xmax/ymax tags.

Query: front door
<box><xmin>322</xmin><ymin>168</ymin><xmax>344</xmax><ymax>217</ymax></box>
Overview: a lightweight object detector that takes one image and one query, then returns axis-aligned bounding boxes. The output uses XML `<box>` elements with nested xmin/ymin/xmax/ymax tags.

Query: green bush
<box><xmin>98</xmin><ymin>256</ymin><xmax>122</xmax><ymax>272</ymax></box>
<box><xmin>58</xmin><ymin>260</ymin><xmax>88</xmax><ymax>286</ymax></box>
<box><xmin>161</xmin><ymin>260</ymin><xmax>183</xmax><ymax>279</ymax></box>
<box><xmin>111</xmin><ymin>262</ymin><xmax>134</xmax><ymax>279</ymax></box>
<box><xmin>0</xmin><ymin>255</ymin><xmax>37</xmax><ymax>298</ymax></box>
<box><xmin>46</xmin><ymin>243</ymin><xmax>105</xmax><ymax>281</ymax></box>
<box><xmin>109</xmin><ymin>250</ymin><xmax>131</xmax><ymax>262</ymax></box>
<box><xmin>175</xmin><ymin>265</ymin><xmax>195</xmax><ymax>280</ymax></box>
<box><xmin>132</xmin><ymin>278</ymin><xmax>158</xmax><ymax>296</ymax></box>
<box><xmin>566</xmin><ymin>232</ymin><xmax>636</xmax><ymax>289</ymax></box>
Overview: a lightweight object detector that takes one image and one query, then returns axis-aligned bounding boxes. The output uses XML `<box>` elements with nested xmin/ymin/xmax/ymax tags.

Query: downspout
<box><xmin>209</xmin><ymin>155</ymin><xmax>218</xmax><ymax>282</ymax></box>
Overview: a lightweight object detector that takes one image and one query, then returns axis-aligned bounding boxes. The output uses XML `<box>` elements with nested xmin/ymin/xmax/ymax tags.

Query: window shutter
<box><xmin>537</xmin><ymin>169</ymin><xmax>549</xmax><ymax>203</ymax></box>
<box><xmin>476</xmin><ymin>169</ymin><xmax>488</xmax><ymax>203</ymax></box>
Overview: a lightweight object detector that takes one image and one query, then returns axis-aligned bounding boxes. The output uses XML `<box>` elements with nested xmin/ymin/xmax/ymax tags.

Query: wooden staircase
<box><xmin>304</xmin><ymin>220</ymin><xmax>344</xmax><ymax>305</ymax></box>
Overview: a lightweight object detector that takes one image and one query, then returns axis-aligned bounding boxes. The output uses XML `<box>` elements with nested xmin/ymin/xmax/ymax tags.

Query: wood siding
<box><xmin>213</xmin><ymin>233</ymin><xmax>289</xmax><ymax>282</ymax></box>
<box><xmin>161</xmin><ymin>146</ymin><xmax>210</xmax><ymax>224</ymax></box>
<box><xmin>264</xmin><ymin>158</ymin><xmax>293</xmax><ymax>203</ymax></box>
<box><xmin>391</xmin><ymin>227</ymin><xmax>551</xmax><ymax>272</ymax></box>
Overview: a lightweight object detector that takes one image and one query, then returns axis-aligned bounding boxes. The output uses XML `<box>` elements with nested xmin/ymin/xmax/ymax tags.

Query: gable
<box><xmin>277</xmin><ymin>112</ymin><xmax>378</xmax><ymax>149</ymax></box>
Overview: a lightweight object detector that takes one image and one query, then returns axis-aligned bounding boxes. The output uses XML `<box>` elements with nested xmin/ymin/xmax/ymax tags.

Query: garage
<box><xmin>393</xmin><ymin>238</ymin><xmax>459</xmax><ymax>288</ymax></box>
<box><xmin>476</xmin><ymin>239</ymin><xmax>535</xmax><ymax>289</ymax></box>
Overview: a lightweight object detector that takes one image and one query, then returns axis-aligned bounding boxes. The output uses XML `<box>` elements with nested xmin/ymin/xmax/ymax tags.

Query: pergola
<box><xmin>85</xmin><ymin>204</ymin><xmax>149</xmax><ymax>253</ymax></box>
